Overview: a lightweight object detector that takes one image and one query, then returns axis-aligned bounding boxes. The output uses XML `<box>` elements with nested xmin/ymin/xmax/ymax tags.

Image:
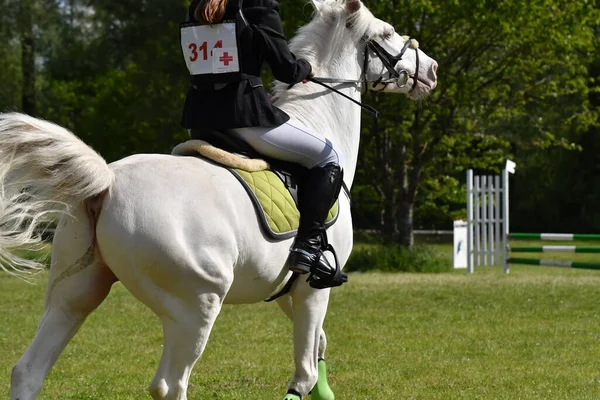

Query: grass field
<box><xmin>2</xmin><ymin>241</ymin><xmax>600</xmax><ymax>399</ymax></box>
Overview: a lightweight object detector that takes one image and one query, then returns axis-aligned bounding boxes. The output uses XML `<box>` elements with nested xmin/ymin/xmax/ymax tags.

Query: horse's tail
<box><xmin>0</xmin><ymin>112</ymin><xmax>114</xmax><ymax>278</ymax></box>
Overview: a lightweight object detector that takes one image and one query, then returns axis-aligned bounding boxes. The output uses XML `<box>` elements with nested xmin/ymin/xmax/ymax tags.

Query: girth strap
<box><xmin>264</xmin><ymin>273</ymin><xmax>299</xmax><ymax>302</ymax></box>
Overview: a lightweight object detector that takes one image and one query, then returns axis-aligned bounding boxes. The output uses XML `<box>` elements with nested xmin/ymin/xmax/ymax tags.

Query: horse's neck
<box><xmin>274</xmin><ymin>58</ymin><xmax>363</xmax><ymax>187</ymax></box>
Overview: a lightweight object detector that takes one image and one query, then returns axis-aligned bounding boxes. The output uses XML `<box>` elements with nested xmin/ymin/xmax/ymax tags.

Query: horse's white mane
<box><xmin>273</xmin><ymin>0</ymin><xmax>377</xmax><ymax>96</ymax></box>
<box><xmin>291</xmin><ymin>1</ymin><xmax>376</xmax><ymax>60</ymax></box>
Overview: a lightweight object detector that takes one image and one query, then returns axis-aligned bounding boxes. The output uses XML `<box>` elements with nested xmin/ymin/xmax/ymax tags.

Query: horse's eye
<box><xmin>383</xmin><ymin>29</ymin><xmax>395</xmax><ymax>40</ymax></box>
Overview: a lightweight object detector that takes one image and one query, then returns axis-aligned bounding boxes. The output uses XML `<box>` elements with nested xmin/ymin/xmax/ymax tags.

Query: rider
<box><xmin>181</xmin><ymin>0</ymin><xmax>347</xmax><ymax>288</ymax></box>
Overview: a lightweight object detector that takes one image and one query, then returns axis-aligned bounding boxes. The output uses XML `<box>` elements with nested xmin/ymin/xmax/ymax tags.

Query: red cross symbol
<box><xmin>219</xmin><ymin>52</ymin><xmax>234</xmax><ymax>66</ymax></box>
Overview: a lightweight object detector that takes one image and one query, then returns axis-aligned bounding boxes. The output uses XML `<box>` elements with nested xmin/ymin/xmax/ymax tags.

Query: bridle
<box><xmin>306</xmin><ymin>35</ymin><xmax>420</xmax><ymax>118</ymax></box>
<box><xmin>364</xmin><ymin>36</ymin><xmax>419</xmax><ymax>92</ymax></box>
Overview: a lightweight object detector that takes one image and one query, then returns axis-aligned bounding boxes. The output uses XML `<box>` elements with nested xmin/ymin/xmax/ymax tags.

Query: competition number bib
<box><xmin>181</xmin><ymin>22</ymin><xmax>240</xmax><ymax>75</ymax></box>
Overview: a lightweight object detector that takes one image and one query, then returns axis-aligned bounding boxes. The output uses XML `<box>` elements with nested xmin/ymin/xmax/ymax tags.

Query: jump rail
<box><xmin>510</xmin><ymin>245</ymin><xmax>600</xmax><ymax>253</ymax></box>
<box><xmin>508</xmin><ymin>257</ymin><xmax>600</xmax><ymax>270</ymax></box>
<box><xmin>465</xmin><ymin>162</ymin><xmax>600</xmax><ymax>273</ymax></box>
<box><xmin>510</xmin><ymin>233</ymin><xmax>600</xmax><ymax>241</ymax></box>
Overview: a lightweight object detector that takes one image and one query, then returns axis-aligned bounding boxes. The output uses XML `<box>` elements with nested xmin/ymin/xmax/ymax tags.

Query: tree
<box><xmin>37</xmin><ymin>0</ymin><xmax>191</xmax><ymax>161</ymax></box>
<box><xmin>355</xmin><ymin>0</ymin><xmax>599</xmax><ymax>245</ymax></box>
<box><xmin>1</xmin><ymin>0</ymin><xmax>598</xmax><ymax>238</ymax></box>
<box><xmin>19</xmin><ymin>0</ymin><xmax>36</xmax><ymax>115</ymax></box>
<box><xmin>0</xmin><ymin>0</ymin><xmax>22</xmax><ymax>111</ymax></box>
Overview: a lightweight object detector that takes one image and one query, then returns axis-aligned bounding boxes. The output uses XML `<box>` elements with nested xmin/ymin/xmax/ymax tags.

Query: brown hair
<box><xmin>194</xmin><ymin>0</ymin><xmax>229</xmax><ymax>24</ymax></box>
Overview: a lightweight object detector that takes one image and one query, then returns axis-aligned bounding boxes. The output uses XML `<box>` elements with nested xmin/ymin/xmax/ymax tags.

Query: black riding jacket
<box><xmin>181</xmin><ymin>0</ymin><xmax>312</xmax><ymax>130</ymax></box>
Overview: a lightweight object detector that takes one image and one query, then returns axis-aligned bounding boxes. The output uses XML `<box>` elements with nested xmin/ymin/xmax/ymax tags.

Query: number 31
<box><xmin>188</xmin><ymin>40</ymin><xmax>223</xmax><ymax>62</ymax></box>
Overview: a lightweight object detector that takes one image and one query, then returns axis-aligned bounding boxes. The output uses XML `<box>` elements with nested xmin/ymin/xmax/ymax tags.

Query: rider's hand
<box><xmin>302</xmin><ymin>71</ymin><xmax>315</xmax><ymax>84</ymax></box>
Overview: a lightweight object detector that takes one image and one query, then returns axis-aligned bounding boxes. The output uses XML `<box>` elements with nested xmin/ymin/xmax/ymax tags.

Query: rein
<box><xmin>308</xmin><ymin>36</ymin><xmax>420</xmax><ymax>118</ymax></box>
<box><xmin>307</xmin><ymin>76</ymin><xmax>380</xmax><ymax>118</ymax></box>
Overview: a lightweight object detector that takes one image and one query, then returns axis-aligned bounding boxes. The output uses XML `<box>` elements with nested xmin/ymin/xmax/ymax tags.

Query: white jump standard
<box><xmin>465</xmin><ymin>160</ymin><xmax>515</xmax><ymax>274</ymax></box>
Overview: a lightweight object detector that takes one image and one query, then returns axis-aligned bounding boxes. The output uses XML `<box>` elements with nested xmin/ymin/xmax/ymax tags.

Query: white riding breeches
<box><xmin>230</xmin><ymin>119</ymin><xmax>343</xmax><ymax>169</ymax></box>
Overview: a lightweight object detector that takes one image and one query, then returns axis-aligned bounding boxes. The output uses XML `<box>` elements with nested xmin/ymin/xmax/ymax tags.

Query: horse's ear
<box><xmin>345</xmin><ymin>0</ymin><xmax>362</xmax><ymax>14</ymax></box>
<box><xmin>310</xmin><ymin>0</ymin><xmax>325</xmax><ymax>12</ymax></box>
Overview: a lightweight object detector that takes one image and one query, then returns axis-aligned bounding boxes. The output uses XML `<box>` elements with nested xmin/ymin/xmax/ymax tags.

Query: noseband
<box><xmin>307</xmin><ymin>34</ymin><xmax>421</xmax><ymax>118</ymax></box>
<box><xmin>364</xmin><ymin>36</ymin><xmax>420</xmax><ymax>92</ymax></box>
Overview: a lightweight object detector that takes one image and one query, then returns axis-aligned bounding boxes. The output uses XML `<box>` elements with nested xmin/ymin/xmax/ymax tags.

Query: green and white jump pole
<box><xmin>465</xmin><ymin>161</ymin><xmax>600</xmax><ymax>273</ymax></box>
<box><xmin>507</xmin><ymin>258</ymin><xmax>600</xmax><ymax>269</ymax></box>
<box><xmin>508</xmin><ymin>234</ymin><xmax>600</xmax><ymax>269</ymax></box>
<box><xmin>510</xmin><ymin>233</ymin><xmax>600</xmax><ymax>241</ymax></box>
<box><xmin>466</xmin><ymin>160</ymin><xmax>515</xmax><ymax>274</ymax></box>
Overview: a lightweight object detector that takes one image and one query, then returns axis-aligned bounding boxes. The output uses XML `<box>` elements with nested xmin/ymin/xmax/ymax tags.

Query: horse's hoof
<box><xmin>283</xmin><ymin>394</ymin><xmax>302</xmax><ymax>400</ymax></box>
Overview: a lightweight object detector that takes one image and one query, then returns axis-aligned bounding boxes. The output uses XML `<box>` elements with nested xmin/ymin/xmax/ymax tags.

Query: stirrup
<box><xmin>307</xmin><ymin>243</ymin><xmax>348</xmax><ymax>289</ymax></box>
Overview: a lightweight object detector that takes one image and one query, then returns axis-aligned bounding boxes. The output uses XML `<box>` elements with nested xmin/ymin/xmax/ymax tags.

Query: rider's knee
<box><xmin>316</xmin><ymin>145</ymin><xmax>344</xmax><ymax>169</ymax></box>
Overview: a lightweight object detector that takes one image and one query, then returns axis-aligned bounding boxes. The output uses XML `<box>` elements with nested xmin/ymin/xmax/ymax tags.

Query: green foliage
<box><xmin>0</xmin><ymin>0</ymin><xmax>599</xmax><ymax>234</ymax></box>
<box><xmin>353</xmin><ymin>0</ymin><xmax>600</xmax><ymax>238</ymax></box>
<box><xmin>345</xmin><ymin>244</ymin><xmax>452</xmax><ymax>273</ymax></box>
<box><xmin>0</xmin><ymin>40</ymin><xmax>21</xmax><ymax>110</ymax></box>
<box><xmin>0</xmin><ymin>0</ymin><xmax>21</xmax><ymax>110</ymax></box>
<box><xmin>1</xmin><ymin>0</ymin><xmax>191</xmax><ymax>160</ymax></box>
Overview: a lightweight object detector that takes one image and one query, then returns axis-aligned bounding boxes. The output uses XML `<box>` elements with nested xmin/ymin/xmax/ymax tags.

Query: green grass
<box><xmin>11</xmin><ymin>244</ymin><xmax>52</xmax><ymax>267</ymax></box>
<box><xmin>3</xmin><ymin>261</ymin><xmax>600</xmax><ymax>399</ymax></box>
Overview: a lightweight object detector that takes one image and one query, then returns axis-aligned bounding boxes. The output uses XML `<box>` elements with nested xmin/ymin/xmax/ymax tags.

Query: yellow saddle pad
<box><xmin>231</xmin><ymin>169</ymin><xmax>339</xmax><ymax>240</ymax></box>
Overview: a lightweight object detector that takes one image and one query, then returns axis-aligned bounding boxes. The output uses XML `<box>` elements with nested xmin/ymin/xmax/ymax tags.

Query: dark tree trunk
<box><xmin>396</xmin><ymin>108</ymin><xmax>425</xmax><ymax>248</ymax></box>
<box><xmin>397</xmin><ymin>197</ymin><xmax>414</xmax><ymax>247</ymax></box>
<box><xmin>20</xmin><ymin>0</ymin><xmax>36</xmax><ymax>116</ymax></box>
<box><xmin>361</xmin><ymin>93</ymin><xmax>401</xmax><ymax>243</ymax></box>
<box><xmin>380</xmin><ymin>117</ymin><xmax>399</xmax><ymax>243</ymax></box>
<box><xmin>381</xmin><ymin>181</ymin><xmax>398</xmax><ymax>242</ymax></box>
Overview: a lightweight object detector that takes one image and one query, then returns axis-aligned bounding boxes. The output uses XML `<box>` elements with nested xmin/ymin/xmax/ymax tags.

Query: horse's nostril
<box><xmin>432</xmin><ymin>61</ymin><xmax>438</xmax><ymax>75</ymax></box>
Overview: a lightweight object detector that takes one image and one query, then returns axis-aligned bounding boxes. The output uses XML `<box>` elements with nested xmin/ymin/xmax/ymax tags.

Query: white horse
<box><xmin>2</xmin><ymin>0</ymin><xmax>437</xmax><ymax>399</ymax></box>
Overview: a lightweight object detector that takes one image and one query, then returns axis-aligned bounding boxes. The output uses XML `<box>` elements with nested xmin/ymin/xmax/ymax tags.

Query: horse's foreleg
<box><xmin>276</xmin><ymin>296</ymin><xmax>335</xmax><ymax>400</ymax></box>
<box><xmin>10</xmin><ymin>258</ymin><xmax>116</xmax><ymax>400</ymax></box>
<box><xmin>281</xmin><ymin>282</ymin><xmax>331</xmax><ymax>399</ymax></box>
<box><xmin>276</xmin><ymin>296</ymin><xmax>329</xmax><ymax>360</ymax></box>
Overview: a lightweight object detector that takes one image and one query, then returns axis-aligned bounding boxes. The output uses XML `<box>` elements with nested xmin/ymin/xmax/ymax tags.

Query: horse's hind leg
<box><xmin>10</xmin><ymin>206</ymin><xmax>117</xmax><ymax>400</ymax></box>
<box><xmin>276</xmin><ymin>296</ymin><xmax>335</xmax><ymax>400</ymax></box>
<box><xmin>10</xmin><ymin>259</ymin><xmax>116</xmax><ymax>400</ymax></box>
<box><xmin>148</xmin><ymin>292</ymin><xmax>225</xmax><ymax>400</ymax></box>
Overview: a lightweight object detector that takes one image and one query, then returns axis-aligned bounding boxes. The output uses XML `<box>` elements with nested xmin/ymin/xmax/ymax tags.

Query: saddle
<box><xmin>172</xmin><ymin>129</ymin><xmax>339</xmax><ymax>240</ymax></box>
<box><xmin>172</xmin><ymin>129</ymin><xmax>347</xmax><ymax>296</ymax></box>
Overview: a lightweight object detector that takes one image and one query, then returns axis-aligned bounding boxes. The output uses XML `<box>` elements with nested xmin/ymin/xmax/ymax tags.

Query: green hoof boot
<box><xmin>311</xmin><ymin>359</ymin><xmax>335</xmax><ymax>400</ymax></box>
<box><xmin>283</xmin><ymin>391</ymin><xmax>302</xmax><ymax>400</ymax></box>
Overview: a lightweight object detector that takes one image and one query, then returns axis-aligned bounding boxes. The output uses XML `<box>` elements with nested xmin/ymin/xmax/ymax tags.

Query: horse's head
<box><xmin>306</xmin><ymin>0</ymin><xmax>438</xmax><ymax>100</ymax></box>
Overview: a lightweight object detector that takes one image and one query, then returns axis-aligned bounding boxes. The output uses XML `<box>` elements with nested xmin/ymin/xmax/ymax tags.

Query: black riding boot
<box><xmin>287</xmin><ymin>162</ymin><xmax>348</xmax><ymax>289</ymax></box>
